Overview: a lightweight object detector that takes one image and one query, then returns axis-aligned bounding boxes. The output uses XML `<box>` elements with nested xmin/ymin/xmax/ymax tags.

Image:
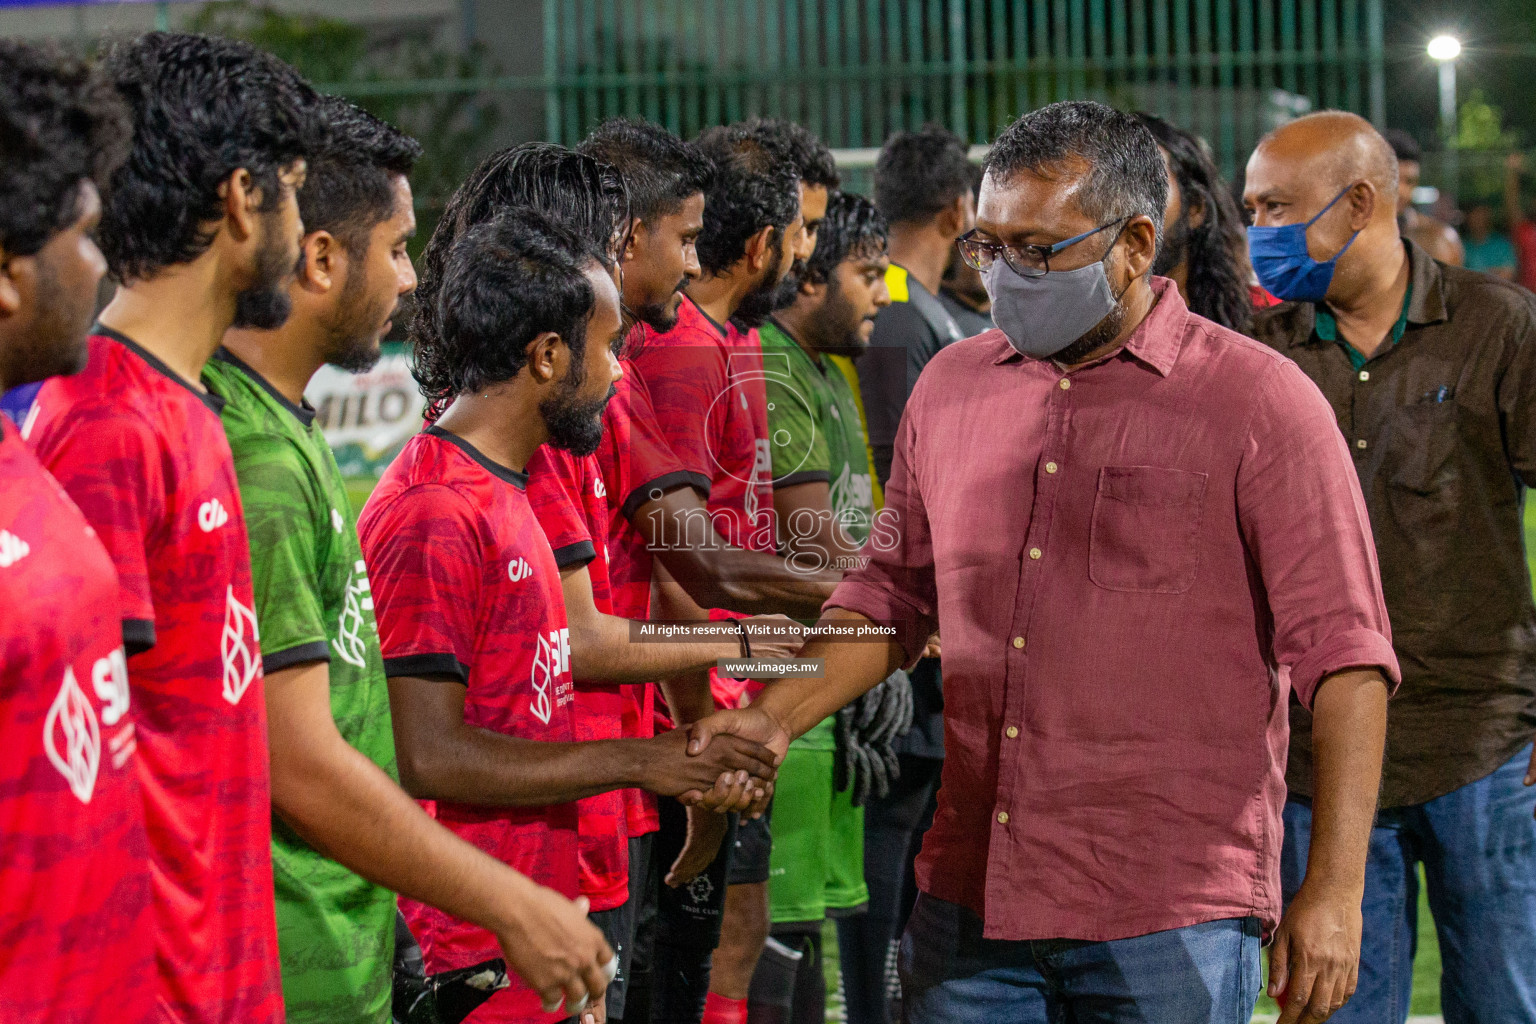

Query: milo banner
<box><xmin>305</xmin><ymin>350</ymin><xmax>425</xmax><ymax>479</ymax></box>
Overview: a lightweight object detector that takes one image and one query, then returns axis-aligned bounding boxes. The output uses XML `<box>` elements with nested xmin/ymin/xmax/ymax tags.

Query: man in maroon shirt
<box><xmin>689</xmin><ymin>101</ymin><xmax>1397</xmax><ymax>1024</ymax></box>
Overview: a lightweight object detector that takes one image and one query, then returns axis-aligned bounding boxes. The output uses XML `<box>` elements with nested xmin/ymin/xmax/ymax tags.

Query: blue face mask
<box><xmin>1246</xmin><ymin>185</ymin><xmax>1360</xmax><ymax>303</ymax></box>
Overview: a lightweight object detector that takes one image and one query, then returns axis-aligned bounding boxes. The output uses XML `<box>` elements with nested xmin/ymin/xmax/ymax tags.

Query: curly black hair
<box><xmin>413</xmin><ymin>207</ymin><xmax>605</xmax><ymax>412</ymax></box>
<box><xmin>412</xmin><ymin>142</ymin><xmax>625</xmax><ymax>362</ymax></box>
<box><xmin>0</xmin><ymin>41</ymin><xmax>130</xmax><ymax>257</ymax></box>
<box><xmin>692</xmin><ymin>123</ymin><xmax>801</xmax><ymax>275</ymax></box>
<box><xmin>98</xmin><ymin>32</ymin><xmax>321</xmax><ymax>283</ymax></box>
<box><xmin>873</xmin><ymin>123</ymin><xmax>975</xmax><ymax>226</ymax></box>
<box><xmin>579</xmin><ymin>118</ymin><xmax>715</xmax><ymax>226</ymax></box>
<box><xmin>300</xmin><ymin>96</ymin><xmax>420</xmax><ymax>255</ymax></box>
<box><xmin>731</xmin><ymin>118</ymin><xmax>840</xmax><ymax>189</ymax></box>
<box><xmin>1135</xmin><ymin>113</ymin><xmax>1253</xmax><ymax>334</ymax></box>
<box><xmin>803</xmin><ymin>191</ymin><xmax>888</xmax><ymax>286</ymax></box>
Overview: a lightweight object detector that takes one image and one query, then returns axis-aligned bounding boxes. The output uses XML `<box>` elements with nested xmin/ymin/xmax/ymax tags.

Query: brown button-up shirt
<box><xmin>1252</xmin><ymin>241</ymin><xmax>1536</xmax><ymax>808</ymax></box>
<box><xmin>829</xmin><ymin>279</ymin><xmax>1398</xmax><ymax>941</ymax></box>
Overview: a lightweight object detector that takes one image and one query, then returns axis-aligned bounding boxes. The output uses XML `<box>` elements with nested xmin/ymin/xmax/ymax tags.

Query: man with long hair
<box><xmin>1135</xmin><ymin>113</ymin><xmax>1260</xmax><ymax>333</ymax></box>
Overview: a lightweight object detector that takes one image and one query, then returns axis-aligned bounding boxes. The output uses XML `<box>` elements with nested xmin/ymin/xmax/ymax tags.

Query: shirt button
<box><xmin>1029</xmin><ymin>547</ymin><xmax>1042</xmax><ymax>560</ymax></box>
<box><xmin>1045</xmin><ymin>461</ymin><xmax>1058</xmax><ymax>474</ymax></box>
<box><xmin>1005</xmin><ymin>726</ymin><xmax>1019</xmax><ymax>739</ymax></box>
<box><xmin>1358</xmin><ymin>370</ymin><xmax>1370</xmax><ymax>382</ymax></box>
<box><xmin>1012</xmin><ymin>636</ymin><xmax>1026</xmax><ymax>649</ymax></box>
<box><xmin>1059</xmin><ymin>378</ymin><xmax>1071</xmax><ymax>390</ymax></box>
<box><xmin>997</xmin><ymin>811</ymin><xmax>1010</xmax><ymax>824</ymax></box>
<box><xmin>1356</xmin><ymin>438</ymin><xmax>1369</xmax><ymax>449</ymax></box>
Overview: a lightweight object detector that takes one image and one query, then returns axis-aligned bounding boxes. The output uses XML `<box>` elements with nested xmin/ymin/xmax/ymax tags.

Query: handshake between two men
<box><xmin>675</xmin><ymin>610</ymin><xmax>925</xmax><ymax>820</ymax></box>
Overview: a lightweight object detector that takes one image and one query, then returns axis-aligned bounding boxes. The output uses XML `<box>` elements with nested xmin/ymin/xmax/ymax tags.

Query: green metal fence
<box><xmin>535</xmin><ymin>0</ymin><xmax>1384</xmax><ymax>178</ymax></box>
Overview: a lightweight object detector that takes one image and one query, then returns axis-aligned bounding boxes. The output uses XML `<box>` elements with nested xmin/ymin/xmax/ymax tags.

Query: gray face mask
<box><xmin>983</xmin><ymin>257</ymin><xmax>1119</xmax><ymax>359</ymax></box>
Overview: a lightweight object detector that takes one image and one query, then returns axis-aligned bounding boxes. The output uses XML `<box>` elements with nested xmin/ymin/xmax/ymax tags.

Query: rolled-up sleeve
<box><xmin>827</xmin><ymin>402</ymin><xmax>938</xmax><ymax>664</ymax></box>
<box><xmin>1237</xmin><ymin>359</ymin><xmax>1401</xmax><ymax>708</ymax></box>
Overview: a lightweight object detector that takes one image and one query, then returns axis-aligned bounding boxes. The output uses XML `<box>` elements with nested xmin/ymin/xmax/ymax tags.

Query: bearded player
<box><xmin>208</xmin><ymin>98</ymin><xmax>615</xmax><ymax>1022</ymax></box>
<box><xmin>363</xmin><ymin>208</ymin><xmax>781</xmax><ymax>1024</ymax></box>
<box><xmin>26</xmin><ymin>33</ymin><xmax>319</xmax><ymax>1023</ymax></box>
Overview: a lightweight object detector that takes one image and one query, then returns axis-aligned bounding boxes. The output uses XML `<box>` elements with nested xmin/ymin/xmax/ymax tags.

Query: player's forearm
<box><xmin>395</xmin><ymin>728</ymin><xmax>652</xmax><ymax>807</ymax></box>
<box><xmin>568</xmin><ymin>611</ymin><xmax>741</xmax><ymax>683</ymax></box>
<box><xmin>659</xmin><ymin>668</ymin><xmax>717</xmax><ymax>727</ymax></box>
<box><xmin>1298</xmin><ymin>668</ymin><xmax>1389</xmax><ymax>896</ymax></box>
<box><xmin>270</xmin><ymin>729</ymin><xmax>545</xmax><ymax>931</ymax></box>
<box><xmin>754</xmin><ymin>609</ymin><xmax>903</xmax><ymax>740</ymax></box>
<box><xmin>655</xmin><ymin>543</ymin><xmax>837</xmax><ymax>617</ymax></box>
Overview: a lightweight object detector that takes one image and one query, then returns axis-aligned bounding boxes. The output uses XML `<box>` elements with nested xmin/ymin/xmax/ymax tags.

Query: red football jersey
<box><xmin>624</xmin><ymin>297</ymin><xmax>776</xmax><ymax>555</ymax></box>
<box><xmin>526</xmin><ymin>444</ymin><xmax>628</xmax><ymax>912</ymax></box>
<box><xmin>595</xmin><ymin>357</ymin><xmax>710</xmax><ymax>837</ymax></box>
<box><xmin>0</xmin><ymin>418</ymin><xmax>154</xmax><ymax>1024</ymax></box>
<box><xmin>361</xmin><ymin>426</ymin><xmax>578</xmax><ymax>1024</ymax></box>
<box><xmin>28</xmin><ymin>329</ymin><xmax>282</xmax><ymax>1023</ymax></box>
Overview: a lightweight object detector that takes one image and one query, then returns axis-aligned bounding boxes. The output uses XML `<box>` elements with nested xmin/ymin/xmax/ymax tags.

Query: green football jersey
<box><xmin>204</xmin><ymin>351</ymin><xmax>397</xmax><ymax>1024</ymax></box>
<box><xmin>762</xmin><ymin>321</ymin><xmax>877</xmax><ymax>751</ymax></box>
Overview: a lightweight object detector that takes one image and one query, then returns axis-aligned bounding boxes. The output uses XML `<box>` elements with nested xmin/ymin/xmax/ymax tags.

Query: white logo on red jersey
<box><xmin>0</xmin><ymin>530</ymin><xmax>30</xmax><ymax>568</ymax></box>
<box><xmin>198</xmin><ymin>498</ymin><xmax>230</xmax><ymax>533</ymax></box>
<box><xmin>744</xmin><ymin>439</ymin><xmax>773</xmax><ymax>525</ymax></box>
<box><xmin>594</xmin><ymin>478</ymin><xmax>607</xmax><ymax>500</ymax></box>
<box><xmin>91</xmin><ymin>648</ymin><xmax>130</xmax><ymax>727</ymax></box>
<box><xmin>508</xmin><ymin>557</ymin><xmax>533</xmax><ymax>582</ymax></box>
<box><xmin>529</xmin><ymin>627</ymin><xmax>570</xmax><ymax>725</ymax></box>
<box><xmin>221</xmin><ymin>585</ymin><xmax>262</xmax><ymax>705</ymax></box>
<box><xmin>336</xmin><ymin>559</ymin><xmax>374</xmax><ymax>669</ymax></box>
<box><xmin>44</xmin><ymin>667</ymin><xmax>100</xmax><ymax>804</ymax></box>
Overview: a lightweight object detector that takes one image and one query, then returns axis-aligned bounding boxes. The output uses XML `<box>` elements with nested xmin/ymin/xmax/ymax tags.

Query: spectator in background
<box><xmin>861</xmin><ymin>124</ymin><xmax>975</xmax><ymax>483</ymax></box>
<box><xmin>1460</xmin><ymin>202</ymin><xmax>1517</xmax><ymax>279</ymax></box>
<box><xmin>1503</xmin><ymin>153</ymin><xmax>1536</xmax><ymax>291</ymax></box>
<box><xmin>1248</xmin><ymin>109</ymin><xmax>1536</xmax><ymax>1024</ymax></box>
<box><xmin>1384</xmin><ymin>128</ymin><xmax>1464</xmax><ymax>266</ymax></box>
<box><xmin>1136</xmin><ymin>112</ymin><xmax>1260</xmax><ymax>332</ymax></box>
<box><xmin>938</xmin><ymin>247</ymin><xmax>993</xmax><ymax>337</ymax></box>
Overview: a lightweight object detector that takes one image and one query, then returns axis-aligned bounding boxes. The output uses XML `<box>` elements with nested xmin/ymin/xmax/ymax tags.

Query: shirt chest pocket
<box><xmin>1383</xmin><ymin>401</ymin><xmax>1458</xmax><ymax>495</ymax></box>
<box><xmin>1089</xmin><ymin>466</ymin><xmax>1208</xmax><ymax>594</ymax></box>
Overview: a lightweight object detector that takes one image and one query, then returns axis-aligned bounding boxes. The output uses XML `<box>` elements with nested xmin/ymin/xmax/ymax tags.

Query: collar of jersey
<box><xmin>211</xmin><ymin>347</ymin><xmax>317</xmax><ymax>427</ymax></box>
<box><xmin>423</xmin><ymin>423</ymin><xmax>529</xmax><ymax>489</ymax></box>
<box><xmin>95</xmin><ymin>323</ymin><xmax>225</xmax><ymax>414</ymax></box>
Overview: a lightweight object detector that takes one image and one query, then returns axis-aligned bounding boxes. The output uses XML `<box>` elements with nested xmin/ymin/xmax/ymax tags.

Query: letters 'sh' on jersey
<box><xmin>527</xmin><ymin>444</ymin><xmax>630</xmax><ymax>912</ymax></box>
<box><xmin>204</xmin><ymin>351</ymin><xmax>399</xmax><ymax>1024</ymax></box>
<box><xmin>0</xmin><ymin>417</ymin><xmax>154</xmax><ymax>1024</ymax></box>
<box><xmin>28</xmin><ymin>329</ymin><xmax>284</xmax><ymax>1024</ymax></box>
<box><xmin>361</xmin><ymin>425</ymin><xmax>578</xmax><ymax>1024</ymax></box>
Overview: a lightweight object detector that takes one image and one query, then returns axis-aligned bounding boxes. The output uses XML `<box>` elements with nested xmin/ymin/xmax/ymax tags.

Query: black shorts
<box><xmin>589</xmin><ymin>836</ymin><xmax>647</xmax><ymax>1023</ymax></box>
<box><xmin>725</xmin><ymin>802</ymin><xmax>773</xmax><ymax>886</ymax></box>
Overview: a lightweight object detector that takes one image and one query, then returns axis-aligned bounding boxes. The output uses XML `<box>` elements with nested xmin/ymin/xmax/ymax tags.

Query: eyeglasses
<box><xmin>957</xmin><ymin>217</ymin><xmax>1129</xmax><ymax>278</ymax></box>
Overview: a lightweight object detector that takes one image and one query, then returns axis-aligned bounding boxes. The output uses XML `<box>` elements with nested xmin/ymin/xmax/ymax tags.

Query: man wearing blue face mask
<box><xmin>683</xmin><ymin>100</ymin><xmax>1399</xmax><ymax>1024</ymax></box>
<box><xmin>1247</xmin><ymin>110</ymin><xmax>1536</xmax><ymax>1024</ymax></box>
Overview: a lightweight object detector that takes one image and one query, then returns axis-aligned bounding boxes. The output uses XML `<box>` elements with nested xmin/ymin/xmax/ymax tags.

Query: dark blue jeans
<box><xmin>898</xmin><ymin>893</ymin><xmax>1262</xmax><ymax>1023</ymax></box>
<box><xmin>1281</xmin><ymin>744</ymin><xmax>1536</xmax><ymax>1024</ymax></box>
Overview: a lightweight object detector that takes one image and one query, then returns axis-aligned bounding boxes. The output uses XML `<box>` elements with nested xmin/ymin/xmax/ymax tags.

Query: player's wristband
<box><xmin>733</xmin><ymin>619</ymin><xmax>751</xmax><ymax>659</ymax></box>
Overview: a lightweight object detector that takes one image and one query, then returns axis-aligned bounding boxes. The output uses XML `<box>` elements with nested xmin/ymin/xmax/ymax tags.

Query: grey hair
<box><xmin>984</xmin><ymin>100</ymin><xmax>1168</xmax><ymax>249</ymax></box>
